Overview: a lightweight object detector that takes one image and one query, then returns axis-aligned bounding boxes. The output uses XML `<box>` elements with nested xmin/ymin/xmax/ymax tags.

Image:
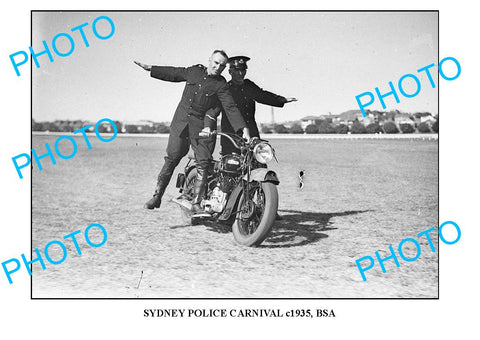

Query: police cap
<box><xmin>228</xmin><ymin>56</ymin><xmax>250</xmax><ymax>70</ymax></box>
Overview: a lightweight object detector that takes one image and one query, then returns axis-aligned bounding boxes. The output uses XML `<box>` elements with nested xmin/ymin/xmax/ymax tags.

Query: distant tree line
<box><xmin>33</xmin><ymin>115</ymin><xmax>438</xmax><ymax>135</ymax></box>
<box><xmin>261</xmin><ymin>119</ymin><xmax>438</xmax><ymax>135</ymax></box>
<box><xmin>32</xmin><ymin>119</ymin><xmax>171</xmax><ymax>134</ymax></box>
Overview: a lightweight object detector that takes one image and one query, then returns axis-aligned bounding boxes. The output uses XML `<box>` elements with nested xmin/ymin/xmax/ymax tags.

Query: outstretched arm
<box><xmin>134</xmin><ymin>60</ymin><xmax>152</xmax><ymax>71</ymax></box>
<box><xmin>248</xmin><ymin>80</ymin><xmax>297</xmax><ymax>107</ymax></box>
<box><xmin>134</xmin><ymin>60</ymin><xmax>188</xmax><ymax>82</ymax></box>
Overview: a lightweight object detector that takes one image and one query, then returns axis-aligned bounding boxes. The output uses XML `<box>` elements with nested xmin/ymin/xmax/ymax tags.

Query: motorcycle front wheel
<box><xmin>232</xmin><ymin>181</ymin><xmax>278</xmax><ymax>247</ymax></box>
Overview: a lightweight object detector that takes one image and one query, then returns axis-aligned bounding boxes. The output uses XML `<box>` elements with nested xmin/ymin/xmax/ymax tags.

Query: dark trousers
<box><xmin>156</xmin><ymin>125</ymin><xmax>215</xmax><ymax>192</ymax></box>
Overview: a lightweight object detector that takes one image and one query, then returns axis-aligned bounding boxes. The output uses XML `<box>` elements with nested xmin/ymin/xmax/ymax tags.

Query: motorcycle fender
<box><xmin>218</xmin><ymin>170</ymin><xmax>279</xmax><ymax>221</ymax></box>
<box><xmin>244</xmin><ymin>168</ymin><xmax>280</xmax><ymax>185</ymax></box>
<box><xmin>218</xmin><ymin>185</ymin><xmax>243</xmax><ymax>221</ymax></box>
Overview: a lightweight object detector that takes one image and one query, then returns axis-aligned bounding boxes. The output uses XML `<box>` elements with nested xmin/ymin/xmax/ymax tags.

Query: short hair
<box><xmin>212</xmin><ymin>49</ymin><xmax>228</xmax><ymax>60</ymax></box>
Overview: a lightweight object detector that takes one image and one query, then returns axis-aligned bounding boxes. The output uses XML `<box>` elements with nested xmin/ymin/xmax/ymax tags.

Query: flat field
<box><xmin>32</xmin><ymin>135</ymin><xmax>438</xmax><ymax>298</ymax></box>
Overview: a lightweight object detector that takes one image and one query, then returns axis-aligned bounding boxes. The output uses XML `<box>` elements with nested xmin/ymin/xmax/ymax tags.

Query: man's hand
<box><xmin>199</xmin><ymin>127</ymin><xmax>212</xmax><ymax>137</ymax></box>
<box><xmin>285</xmin><ymin>97</ymin><xmax>298</xmax><ymax>103</ymax></box>
<box><xmin>242</xmin><ymin>127</ymin><xmax>251</xmax><ymax>142</ymax></box>
<box><xmin>134</xmin><ymin>61</ymin><xmax>152</xmax><ymax>71</ymax></box>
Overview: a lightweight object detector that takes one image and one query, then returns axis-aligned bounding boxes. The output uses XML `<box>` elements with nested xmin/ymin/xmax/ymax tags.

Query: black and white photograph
<box><xmin>30</xmin><ymin>11</ymin><xmax>438</xmax><ymax>298</ymax></box>
<box><xmin>1</xmin><ymin>1</ymin><xmax>478</xmax><ymax>339</ymax></box>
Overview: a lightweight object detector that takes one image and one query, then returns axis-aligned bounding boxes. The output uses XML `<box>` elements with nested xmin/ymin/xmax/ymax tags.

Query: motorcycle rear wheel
<box><xmin>183</xmin><ymin>168</ymin><xmax>197</xmax><ymax>200</ymax></box>
<box><xmin>232</xmin><ymin>182</ymin><xmax>278</xmax><ymax>247</ymax></box>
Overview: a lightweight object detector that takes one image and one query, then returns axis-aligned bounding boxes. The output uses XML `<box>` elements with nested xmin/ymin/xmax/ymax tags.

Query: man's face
<box><xmin>229</xmin><ymin>67</ymin><xmax>247</xmax><ymax>84</ymax></box>
<box><xmin>208</xmin><ymin>53</ymin><xmax>228</xmax><ymax>76</ymax></box>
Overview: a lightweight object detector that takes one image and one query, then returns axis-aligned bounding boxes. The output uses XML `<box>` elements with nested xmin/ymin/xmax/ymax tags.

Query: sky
<box><xmin>32</xmin><ymin>11</ymin><xmax>438</xmax><ymax>123</ymax></box>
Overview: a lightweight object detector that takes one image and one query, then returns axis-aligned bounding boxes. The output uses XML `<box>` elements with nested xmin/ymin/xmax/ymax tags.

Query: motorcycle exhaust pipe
<box><xmin>171</xmin><ymin>196</ymin><xmax>192</xmax><ymax>210</ymax></box>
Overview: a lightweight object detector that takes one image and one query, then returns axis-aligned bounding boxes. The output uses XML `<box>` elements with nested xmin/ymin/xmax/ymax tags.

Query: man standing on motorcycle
<box><xmin>134</xmin><ymin>50</ymin><xmax>250</xmax><ymax>216</ymax></box>
<box><xmin>201</xmin><ymin>56</ymin><xmax>297</xmax><ymax>155</ymax></box>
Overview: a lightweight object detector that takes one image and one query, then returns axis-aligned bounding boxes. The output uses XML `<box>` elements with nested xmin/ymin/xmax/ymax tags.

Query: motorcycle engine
<box><xmin>203</xmin><ymin>174</ymin><xmax>237</xmax><ymax>213</ymax></box>
<box><xmin>203</xmin><ymin>186</ymin><xmax>227</xmax><ymax>213</ymax></box>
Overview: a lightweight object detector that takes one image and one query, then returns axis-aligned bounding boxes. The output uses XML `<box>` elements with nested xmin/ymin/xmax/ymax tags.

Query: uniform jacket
<box><xmin>205</xmin><ymin>79</ymin><xmax>287</xmax><ymax>137</ymax></box>
<box><xmin>150</xmin><ymin>65</ymin><xmax>246</xmax><ymax>136</ymax></box>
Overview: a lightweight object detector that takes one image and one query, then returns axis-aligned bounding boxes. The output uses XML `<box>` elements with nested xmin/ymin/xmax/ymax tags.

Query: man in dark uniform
<box><xmin>203</xmin><ymin>56</ymin><xmax>297</xmax><ymax>155</ymax></box>
<box><xmin>134</xmin><ymin>50</ymin><xmax>250</xmax><ymax>215</ymax></box>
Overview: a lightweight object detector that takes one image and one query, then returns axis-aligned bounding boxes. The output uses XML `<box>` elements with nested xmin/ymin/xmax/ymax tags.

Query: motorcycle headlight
<box><xmin>253</xmin><ymin>142</ymin><xmax>274</xmax><ymax>164</ymax></box>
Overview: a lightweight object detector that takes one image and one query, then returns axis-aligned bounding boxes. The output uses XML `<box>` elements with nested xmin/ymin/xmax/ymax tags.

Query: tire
<box><xmin>232</xmin><ymin>182</ymin><xmax>278</xmax><ymax>247</ymax></box>
<box><xmin>183</xmin><ymin>167</ymin><xmax>197</xmax><ymax>200</ymax></box>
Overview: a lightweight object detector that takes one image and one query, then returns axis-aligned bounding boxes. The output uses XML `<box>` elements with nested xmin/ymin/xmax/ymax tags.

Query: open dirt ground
<box><xmin>32</xmin><ymin>135</ymin><xmax>438</xmax><ymax>298</ymax></box>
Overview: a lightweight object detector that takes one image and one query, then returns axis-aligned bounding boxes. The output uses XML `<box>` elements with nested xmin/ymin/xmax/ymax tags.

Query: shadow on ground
<box><xmin>260</xmin><ymin>209</ymin><xmax>371</xmax><ymax>248</ymax></box>
<box><xmin>172</xmin><ymin>209</ymin><xmax>371</xmax><ymax>248</ymax></box>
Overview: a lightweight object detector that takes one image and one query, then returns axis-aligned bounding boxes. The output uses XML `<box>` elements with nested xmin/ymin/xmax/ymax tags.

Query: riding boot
<box><xmin>191</xmin><ymin>167</ymin><xmax>210</xmax><ymax>216</ymax></box>
<box><xmin>144</xmin><ymin>158</ymin><xmax>177</xmax><ymax>209</ymax></box>
<box><xmin>143</xmin><ymin>184</ymin><xmax>164</xmax><ymax>209</ymax></box>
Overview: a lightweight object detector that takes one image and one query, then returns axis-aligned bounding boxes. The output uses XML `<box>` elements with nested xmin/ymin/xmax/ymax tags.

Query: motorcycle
<box><xmin>172</xmin><ymin>132</ymin><xmax>279</xmax><ymax>247</ymax></box>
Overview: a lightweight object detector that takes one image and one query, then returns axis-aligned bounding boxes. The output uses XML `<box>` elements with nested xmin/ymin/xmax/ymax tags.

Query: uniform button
<box><xmin>189</xmin><ymin>99</ymin><xmax>192</xmax><ymax>101</ymax></box>
<box><xmin>194</xmin><ymin>92</ymin><xmax>197</xmax><ymax>94</ymax></box>
<box><xmin>199</xmin><ymin>84</ymin><xmax>201</xmax><ymax>87</ymax></box>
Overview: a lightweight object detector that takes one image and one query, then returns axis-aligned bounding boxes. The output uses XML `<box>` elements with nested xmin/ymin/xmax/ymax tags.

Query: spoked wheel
<box><xmin>183</xmin><ymin>168</ymin><xmax>197</xmax><ymax>200</ymax></box>
<box><xmin>232</xmin><ymin>182</ymin><xmax>278</xmax><ymax>247</ymax></box>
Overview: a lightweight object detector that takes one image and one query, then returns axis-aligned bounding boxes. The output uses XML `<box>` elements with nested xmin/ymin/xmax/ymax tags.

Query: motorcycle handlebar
<box><xmin>215</xmin><ymin>131</ymin><xmax>243</xmax><ymax>150</ymax></box>
<box><xmin>199</xmin><ymin>130</ymin><xmax>261</xmax><ymax>151</ymax></box>
<box><xmin>199</xmin><ymin>130</ymin><xmax>246</xmax><ymax>150</ymax></box>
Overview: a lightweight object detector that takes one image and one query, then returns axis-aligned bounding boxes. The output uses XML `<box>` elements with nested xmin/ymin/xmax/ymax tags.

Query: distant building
<box><xmin>394</xmin><ymin>113</ymin><xmax>415</xmax><ymax>127</ymax></box>
<box><xmin>96</xmin><ymin>120</ymin><xmax>115</xmax><ymax>133</ymax></box>
<box><xmin>300</xmin><ymin>115</ymin><xmax>324</xmax><ymax>129</ymax></box>
<box><xmin>282</xmin><ymin>120</ymin><xmax>302</xmax><ymax>129</ymax></box>
<box><xmin>299</xmin><ymin>114</ymin><xmax>341</xmax><ymax>129</ymax></box>
<box><xmin>420</xmin><ymin>115</ymin><xmax>436</xmax><ymax>125</ymax></box>
<box><xmin>84</xmin><ymin>122</ymin><xmax>96</xmax><ymax>132</ymax></box>
<box><xmin>339</xmin><ymin>110</ymin><xmax>366</xmax><ymax>122</ymax></box>
<box><xmin>122</xmin><ymin>120</ymin><xmax>155</xmax><ymax>133</ymax></box>
<box><xmin>358</xmin><ymin>116</ymin><xmax>374</xmax><ymax>126</ymax></box>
